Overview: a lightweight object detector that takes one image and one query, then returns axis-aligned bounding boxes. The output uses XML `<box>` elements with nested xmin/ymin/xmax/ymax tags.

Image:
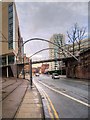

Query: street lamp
<box><xmin>30</xmin><ymin>59</ymin><xmax>32</xmax><ymax>88</ymax></box>
<box><xmin>23</xmin><ymin>56</ymin><xmax>25</xmax><ymax>79</ymax></box>
<box><xmin>21</xmin><ymin>37</ymin><xmax>78</xmax><ymax>88</ymax></box>
<box><xmin>16</xmin><ymin>55</ymin><xmax>19</xmax><ymax>78</ymax></box>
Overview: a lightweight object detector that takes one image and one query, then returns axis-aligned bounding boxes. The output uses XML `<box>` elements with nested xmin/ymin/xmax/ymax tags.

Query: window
<box><xmin>8</xmin><ymin>3</ymin><xmax>13</xmax><ymax>12</ymax></box>
<box><xmin>8</xmin><ymin>3</ymin><xmax>13</xmax><ymax>49</ymax></box>
<box><xmin>9</xmin><ymin>23</ymin><xmax>13</xmax><ymax>30</ymax></box>
<box><xmin>8</xmin><ymin>55</ymin><xmax>14</xmax><ymax>64</ymax></box>
<box><xmin>8</xmin><ymin>12</ymin><xmax>13</xmax><ymax>18</ymax></box>
<box><xmin>1</xmin><ymin>56</ymin><xmax>6</xmax><ymax>65</ymax></box>
<box><xmin>8</xmin><ymin>6</ymin><xmax>13</xmax><ymax>13</ymax></box>
<box><xmin>9</xmin><ymin>18</ymin><xmax>13</xmax><ymax>24</ymax></box>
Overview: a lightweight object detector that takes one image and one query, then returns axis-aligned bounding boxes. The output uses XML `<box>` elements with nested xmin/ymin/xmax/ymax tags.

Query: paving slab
<box><xmin>2</xmin><ymin>79</ymin><xmax>29</xmax><ymax>118</ymax></box>
<box><xmin>15</xmin><ymin>85</ymin><xmax>44</xmax><ymax>119</ymax></box>
<box><xmin>1</xmin><ymin>78</ymin><xmax>44</xmax><ymax>119</ymax></box>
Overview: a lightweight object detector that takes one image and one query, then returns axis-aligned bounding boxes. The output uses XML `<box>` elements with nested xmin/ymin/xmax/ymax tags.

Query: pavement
<box><xmin>15</xmin><ymin>85</ymin><xmax>44</xmax><ymax>119</ymax></box>
<box><xmin>1</xmin><ymin>77</ymin><xmax>44</xmax><ymax>119</ymax></box>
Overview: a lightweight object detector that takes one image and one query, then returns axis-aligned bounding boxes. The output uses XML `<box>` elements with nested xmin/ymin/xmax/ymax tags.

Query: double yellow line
<box><xmin>42</xmin><ymin>88</ymin><xmax>59</xmax><ymax>119</ymax></box>
<box><xmin>34</xmin><ymin>80</ymin><xmax>60</xmax><ymax>119</ymax></box>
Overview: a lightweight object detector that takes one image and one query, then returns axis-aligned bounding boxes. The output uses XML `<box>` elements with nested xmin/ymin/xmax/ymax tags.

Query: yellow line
<box><xmin>33</xmin><ymin>81</ymin><xmax>54</xmax><ymax>119</ymax></box>
<box><xmin>42</xmin><ymin>88</ymin><xmax>59</xmax><ymax>119</ymax></box>
<box><xmin>42</xmin><ymin>89</ymin><xmax>54</xmax><ymax>119</ymax></box>
<box><xmin>34</xmin><ymin>80</ymin><xmax>60</xmax><ymax>119</ymax></box>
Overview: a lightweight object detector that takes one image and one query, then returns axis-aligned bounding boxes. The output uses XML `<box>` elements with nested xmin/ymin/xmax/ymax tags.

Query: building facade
<box><xmin>40</xmin><ymin>64</ymin><xmax>49</xmax><ymax>74</ymax></box>
<box><xmin>23</xmin><ymin>54</ymin><xmax>30</xmax><ymax>74</ymax></box>
<box><xmin>65</xmin><ymin>38</ymin><xmax>89</xmax><ymax>57</ymax></box>
<box><xmin>49</xmin><ymin>34</ymin><xmax>65</xmax><ymax>71</ymax></box>
<box><xmin>0</xmin><ymin>1</ymin><xmax>23</xmax><ymax>77</ymax></box>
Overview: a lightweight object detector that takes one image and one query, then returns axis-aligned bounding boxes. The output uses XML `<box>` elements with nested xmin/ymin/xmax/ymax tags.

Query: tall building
<box><xmin>0</xmin><ymin>1</ymin><xmax>23</xmax><ymax>77</ymax></box>
<box><xmin>49</xmin><ymin>34</ymin><xmax>65</xmax><ymax>71</ymax></box>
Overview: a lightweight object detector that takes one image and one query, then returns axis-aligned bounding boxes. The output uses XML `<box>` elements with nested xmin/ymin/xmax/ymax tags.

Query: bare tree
<box><xmin>77</xmin><ymin>26</ymin><xmax>86</xmax><ymax>51</ymax></box>
<box><xmin>67</xmin><ymin>23</ymin><xmax>87</xmax><ymax>55</ymax></box>
<box><xmin>67</xmin><ymin>23</ymin><xmax>78</xmax><ymax>55</ymax></box>
<box><xmin>55</xmin><ymin>35</ymin><xmax>66</xmax><ymax>57</ymax></box>
<box><xmin>54</xmin><ymin>34</ymin><xmax>66</xmax><ymax>71</ymax></box>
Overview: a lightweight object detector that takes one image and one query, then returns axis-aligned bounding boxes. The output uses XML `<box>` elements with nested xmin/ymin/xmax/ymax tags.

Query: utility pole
<box><xmin>30</xmin><ymin>59</ymin><xmax>32</xmax><ymax>88</ymax></box>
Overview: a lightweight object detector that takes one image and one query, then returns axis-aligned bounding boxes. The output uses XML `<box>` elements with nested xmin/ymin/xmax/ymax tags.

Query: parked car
<box><xmin>35</xmin><ymin>73</ymin><xmax>39</xmax><ymax>77</ymax></box>
<box><xmin>52</xmin><ymin>73</ymin><xmax>60</xmax><ymax>79</ymax></box>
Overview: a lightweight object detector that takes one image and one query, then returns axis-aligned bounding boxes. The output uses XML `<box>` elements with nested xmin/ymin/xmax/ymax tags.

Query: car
<box><xmin>52</xmin><ymin>73</ymin><xmax>60</xmax><ymax>79</ymax></box>
<box><xmin>35</xmin><ymin>73</ymin><xmax>39</xmax><ymax>76</ymax></box>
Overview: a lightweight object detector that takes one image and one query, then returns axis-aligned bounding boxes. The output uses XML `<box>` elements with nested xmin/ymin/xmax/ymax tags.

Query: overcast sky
<box><xmin>15</xmin><ymin>1</ymin><xmax>88</xmax><ymax>61</ymax></box>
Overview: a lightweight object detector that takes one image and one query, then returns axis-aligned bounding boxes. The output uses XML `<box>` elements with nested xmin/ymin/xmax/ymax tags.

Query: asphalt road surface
<box><xmin>33</xmin><ymin>74</ymin><xmax>89</xmax><ymax>119</ymax></box>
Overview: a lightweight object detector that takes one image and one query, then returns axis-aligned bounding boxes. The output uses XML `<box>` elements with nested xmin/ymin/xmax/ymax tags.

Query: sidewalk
<box><xmin>2</xmin><ymin>77</ymin><xmax>44</xmax><ymax>119</ymax></box>
<box><xmin>15</xmin><ymin>85</ymin><xmax>44</xmax><ymax>119</ymax></box>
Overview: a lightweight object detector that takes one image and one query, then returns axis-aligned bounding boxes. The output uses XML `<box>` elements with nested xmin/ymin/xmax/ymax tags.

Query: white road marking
<box><xmin>38</xmin><ymin>81</ymin><xmax>90</xmax><ymax>107</ymax></box>
<box><xmin>34</xmin><ymin>81</ymin><xmax>60</xmax><ymax>119</ymax></box>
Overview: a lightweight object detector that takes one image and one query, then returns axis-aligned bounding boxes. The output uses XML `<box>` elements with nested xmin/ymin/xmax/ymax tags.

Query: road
<box><xmin>33</xmin><ymin>74</ymin><xmax>89</xmax><ymax>118</ymax></box>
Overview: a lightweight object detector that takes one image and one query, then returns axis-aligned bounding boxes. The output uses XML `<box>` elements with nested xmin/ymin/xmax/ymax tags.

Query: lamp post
<box><xmin>16</xmin><ymin>55</ymin><xmax>18</xmax><ymax>78</ymax></box>
<box><xmin>21</xmin><ymin>37</ymin><xmax>78</xmax><ymax>88</ymax></box>
<box><xmin>61</xmin><ymin>60</ymin><xmax>63</xmax><ymax>76</ymax></box>
<box><xmin>23</xmin><ymin>56</ymin><xmax>25</xmax><ymax>79</ymax></box>
<box><xmin>30</xmin><ymin>59</ymin><xmax>32</xmax><ymax>88</ymax></box>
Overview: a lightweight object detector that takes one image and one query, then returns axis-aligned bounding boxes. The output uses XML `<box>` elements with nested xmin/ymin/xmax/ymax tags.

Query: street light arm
<box><xmin>23</xmin><ymin>38</ymin><xmax>78</xmax><ymax>61</ymax></box>
<box><xmin>29</xmin><ymin>47</ymin><xmax>67</xmax><ymax>59</ymax></box>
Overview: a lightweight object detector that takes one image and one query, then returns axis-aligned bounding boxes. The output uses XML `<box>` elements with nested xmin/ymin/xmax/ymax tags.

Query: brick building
<box><xmin>40</xmin><ymin>64</ymin><xmax>49</xmax><ymax>74</ymax></box>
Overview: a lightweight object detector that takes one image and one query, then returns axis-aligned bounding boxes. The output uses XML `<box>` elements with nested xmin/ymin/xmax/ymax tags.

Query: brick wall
<box><xmin>66</xmin><ymin>48</ymin><xmax>90</xmax><ymax>80</ymax></box>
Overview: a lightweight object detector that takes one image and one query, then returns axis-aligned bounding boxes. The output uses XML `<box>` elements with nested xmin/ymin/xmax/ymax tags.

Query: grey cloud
<box><xmin>21</xmin><ymin>2</ymin><xmax>87</xmax><ymax>31</ymax></box>
<box><xmin>16</xmin><ymin>2</ymin><xmax>88</xmax><ymax>34</ymax></box>
<box><xmin>15</xmin><ymin>2</ymin><xmax>88</xmax><ymax>59</ymax></box>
